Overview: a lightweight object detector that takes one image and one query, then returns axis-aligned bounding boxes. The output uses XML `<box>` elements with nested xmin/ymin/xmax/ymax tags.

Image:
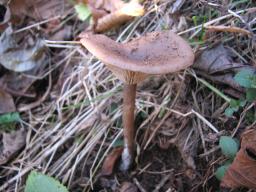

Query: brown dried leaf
<box><xmin>221</xmin><ymin>129</ymin><xmax>256</xmax><ymax>189</ymax></box>
<box><xmin>0</xmin><ymin>89</ymin><xmax>15</xmax><ymax>114</ymax></box>
<box><xmin>0</xmin><ymin>72</ymin><xmax>36</xmax><ymax>98</ymax></box>
<box><xmin>0</xmin><ymin>27</ymin><xmax>46</xmax><ymax>72</ymax></box>
<box><xmin>193</xmin><ymin>44</ymin><xmax>256</xmax><ymax>92</ymax></box>
<box><xmin>87</xmin><ymin>0</ymin><xmax>144</xmax><ymax>32</ymax></box>
<box><xmin>101</xmin><ymin>147</ymin><xmax>123</xmax><ymax>176</ymax></box>
<box><xmin>10</xmin><ymin>0</ymin><xmax>70</xmax><ymax>21</ymax></box>
<box><xmin>0</xmin><ymin>128</ymin><xmax>26</xmax><ymax>165</ymax></box>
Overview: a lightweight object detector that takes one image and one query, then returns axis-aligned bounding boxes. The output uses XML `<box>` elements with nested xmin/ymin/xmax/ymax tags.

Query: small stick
<box><xmin>133</xmin><ymin>178</ymin><xmax>147</xmax><ymax>192</ymax></box>
<box><xmin>153</xmin><ymin>174</ymin><xmax>172</xmax><ymax>192</ymax></box>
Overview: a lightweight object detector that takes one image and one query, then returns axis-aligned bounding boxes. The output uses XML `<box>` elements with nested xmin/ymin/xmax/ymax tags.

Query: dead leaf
<box><xmin>9</xmin><ymin>0</ymin><xmax>71</xmax><ymax>41</ymax></box>
<box><xmin>221</xmin><ymin>129</ymin><xmax>256</xmax><ymax>189</ymax></box>
<box><xmin>119</xmin><ymin>182</ymin><xmax>138</xmax><ymax>192</ymax></box>
<box><xmin>47</xmin><ymin>24</ymin><xmax>72</xmax><ymax>41</ymax></box>
<box><xmin>169</xmin><ymin>118</ymin><xmax>197</xmax><ymax>170</ymax></box>
<box><xmin>100</xmin><ymin>177</ymin><xmax>117</xmax><ymax>190</ymax></box>
<box><xmin>152</xmin><ymin>110</ymin><xmax>198</xmax><ymax>170</ymax></box>
<box><xmin>0</xmin><ymin>89</ymin><xmax>15</xmax><ymax>114</ymax></box>
<box><xmin>101</xmin><ymin>147</ymin><xmax>123</xmax><ymax>176</ymax></box>
<box><xmin>193</xmin><ymin>44</ymin><xmax>256</xmax><ymax>92</ymax></box>
<box><xmin>0</xmin><ymin>72</ymin><xmax>36</xmax><ymax>98</ymax></box>
<box><xmin>0</xmin><ymin>27</ymin><xmax>46</xmax><ymax>72</ymax></box>
<box><xmin>0</xmin><ymin>128</ymin><xmax>26</xmax><ymax>165</ymax></box>
<box><xmin>85</xmin><ymin>0</ymin><xmax>144</xmax><ymax>32</ymax></box>
<box><xmin>0</xmin><ymin>4</ymin><xmax>10</xmax><ymax>28</ymax></box>
<box><xmin>10</xmin><ymin>0</ymin><xmax>70</xmax><ymax>21</ymax></box>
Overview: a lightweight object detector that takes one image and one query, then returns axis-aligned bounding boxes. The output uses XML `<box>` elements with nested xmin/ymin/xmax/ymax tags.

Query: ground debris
<box><xmin>10</xmin><ymin>0</ymin><xmax>70</xmax><ymax>21</ymax></box>
<box><xmin>0</xmin><ymin>27</ymin><xmax>46</xmax><ymax>72</ymax></box>
<box><xmin>150</xmin><ymin>110</ymin><xmax>198</xmax><ymax>170</ymax></box>
<box><xmin>81</xmin><ymin>0</ymin><xmax>144</xmax><ymax>32</ymax></box>
<box><xmin>0</xmin><ymin>128</ymin><xmax>26</xmax><ymax>165</ymax></box>
<box><xmin>0</xmin><ymin>3</ymin><xmax>10</xmax><ymax>29</ymax></box>
<box><xmin>205</xmin><ymin>25</ymin><xmax>252</xmax><ymax>36</ymax></box>
<box><xmin>101</xmin><ymin>147</ymin><xmax>123</xmax><ymax>176</ymax></box>
<box><xmin>0</xmin><ymin>89</ymin><xmax>15</xmax><ymax>114</ymax></box>
<box><xmin>119</xmin><ymin>182</ymin><xmax>138</xmax><ymax>192</ymax></box>
<box><xmin>221</xmin><ymin>129</ymin><xmax>256</xmax><ymax>189</ymax></box>
<box><xmin>193</xmin><ymin>44</ymin><xmax>256</xmax><ymax>92</ymax></box>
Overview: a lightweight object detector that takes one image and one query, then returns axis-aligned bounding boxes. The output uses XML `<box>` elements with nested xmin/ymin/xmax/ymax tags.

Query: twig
<box><xmin>153</xmin><ymin>174</ymin><xmax>172</xmax><ymax>192</ymax></box>
<box><xmin>13</xmin><ymin>16</ymin><xmax>60</xmax><ymax>34</ymax></box>
<box><xmin>133</xmin><ymin>178</ymin><xmax>147</xmax><ymax>192</ymax></box>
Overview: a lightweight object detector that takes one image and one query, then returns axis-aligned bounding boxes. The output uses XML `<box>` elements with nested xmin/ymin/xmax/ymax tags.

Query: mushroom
<box><xmin>80</xmin><ymin>31</ymin><xmax>194</xmax><ymax>170</ymax></box>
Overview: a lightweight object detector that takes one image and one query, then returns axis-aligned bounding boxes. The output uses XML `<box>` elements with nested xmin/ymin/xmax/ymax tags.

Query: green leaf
<box><xmin>25</xmin><ymin>171</ymin><xmax>69</xmax><ymax>192</ymax></box>
<box><xmin>219</xmin><ymin>136</ymin><xmax>239</xmax><ymax>159</ymax></box>
<box><xmin>246</xmin><ymin>88</ymin><xmax>256</xmax><ymax>102</ymax></box>
<box><xmin>224</xmin><ymin>107</ymin><xmax>235</xmax><ymax>117</ymax></box>
<box><xmin>74</xmin><ymin>3</ymin><xmax>91</xmax><ymax>21</ymax></box>
<box><xmin>0</xmin><ymin>112</ymin><xmax>20</xmax><ymax>124</ymax></box>
<box><xmin>234</xmin><ymin>69</ymin><xmax>255</xmax><ymax>88</ymax></box>
<box><xmin>215</xmin><ymin>164</ymin><xmax>231</xmax><ymax>181</ymax></box>
<box><xmin>229</xmin><ymin>99</ymin><xmax>240</xmax><ymax>109</ymax></box>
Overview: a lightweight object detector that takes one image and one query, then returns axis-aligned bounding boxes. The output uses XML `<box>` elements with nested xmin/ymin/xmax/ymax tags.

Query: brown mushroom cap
<box><xmin>80</xmin><ymin>31</ymin><xmax>194</xmax><ymax>83</ymax></box>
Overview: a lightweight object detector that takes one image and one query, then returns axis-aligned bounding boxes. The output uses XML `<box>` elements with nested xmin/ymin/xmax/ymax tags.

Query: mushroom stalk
<box><xmin>120</xmin><ymin>83</ymin><xmax>137</xmax><ymax>170</ymax></box>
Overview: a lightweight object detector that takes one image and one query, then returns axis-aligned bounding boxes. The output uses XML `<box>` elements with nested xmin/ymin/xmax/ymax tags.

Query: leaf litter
<box><xmin>193</xmin><ymin>44</ymin><xmax>256</xmax><ymax>93</ymax></box>
<box><xmin>0</xmin><ymin>128</ymin><xmax>26</xmax><ymax>165</ymax></box>
<box><xmin>77</xmin><ymin>0</ymin><xmax>145</xmax><ymax>32</ymax></box>
<box><xmin>0</xmin><ymin>89</ymin><xmax>15</xmax><ymax>114</ymax></box>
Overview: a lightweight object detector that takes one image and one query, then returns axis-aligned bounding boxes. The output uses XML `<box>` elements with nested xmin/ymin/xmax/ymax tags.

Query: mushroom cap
<box><xmin>80</xmin><ymin>31</ymin><xmax>194</xmax><ymax>74</ymax></box>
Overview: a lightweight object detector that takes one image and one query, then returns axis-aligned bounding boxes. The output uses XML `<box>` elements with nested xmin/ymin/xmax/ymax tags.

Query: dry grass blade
<box><xmin>205</xmin><ymin>25</ymin><xmax>252</xmax><ymax>36</ymax></box>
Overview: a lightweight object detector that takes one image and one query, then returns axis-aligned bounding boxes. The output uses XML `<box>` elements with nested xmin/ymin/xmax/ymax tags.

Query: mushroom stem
<box><xmin>120</xmin><ymin>83</ymin><xmax>137</xmax><ymax>171</ymax></box>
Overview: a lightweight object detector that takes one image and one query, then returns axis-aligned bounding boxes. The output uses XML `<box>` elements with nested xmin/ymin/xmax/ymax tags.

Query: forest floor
<box><xmin>0</xmin><ymin>0</ymin><xmax>255</xmax><ymax>192</ymax></box>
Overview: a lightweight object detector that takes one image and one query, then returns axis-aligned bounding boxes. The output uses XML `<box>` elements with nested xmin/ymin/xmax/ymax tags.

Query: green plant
<box><xmin>0</xmin><ymin>112</ymin><xmax>20</xmax><ymax>132</ymax></box>
<box><xmin>225</xmin><ymin>69</ymin><xmax>256</xmax><ymax>116</ymax></box>
<box><xmin>25</xmin><ymin>171</ymin><xmax>68</xmax><ymax>192</ymax></box>
<box><xmin>74</xmin><ymin>3</ymin><xmax>91</xmax><ymax>21</ymax></box>
<box><xmin>234</xmin><ymin>69</ymin><xmax>256</xmax><ymax>100</ymax></box>
<box><xmin>215</xmin><ymin>136</ymin><xmax>239</xmax><ymax>180</ymax></box>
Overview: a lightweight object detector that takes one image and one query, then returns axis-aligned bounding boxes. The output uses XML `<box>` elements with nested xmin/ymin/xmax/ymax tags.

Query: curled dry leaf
<box><xmin>0</xmin><ymin>27</ymin><xmax>46</xmax><ymax>72</ymax></box>
<box><xmin>193</xmin><ymin>44</ymin><xmax>256</xmax><ymax>92</ymax></box>
<box><xmin>0</xmin><ymin>89</ymin><xmax>15</xmax><ymax>114</ymax></box>
<box><xmin>101</xmin><ymin>147</ymin><xmax>123</xmax><ymax>176</ymax></box>
<box><xmin>0</xmin><ymin>3</ymin><xmax>10</xmax><ymax>30</ymax></box>
<box><xmin>86</xmin><ymin>0</ymin><xmax>144</xmax><ymax>32</ymax></box>
<box><xmin>0</xmin><ymin>128</ymin><xmax>26</xmax><ymax>165</ymax></box>
<box><xmin>221</xmin><ymin>129</ymin><xmax>256</xmax><ymax>189</ymax></box>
